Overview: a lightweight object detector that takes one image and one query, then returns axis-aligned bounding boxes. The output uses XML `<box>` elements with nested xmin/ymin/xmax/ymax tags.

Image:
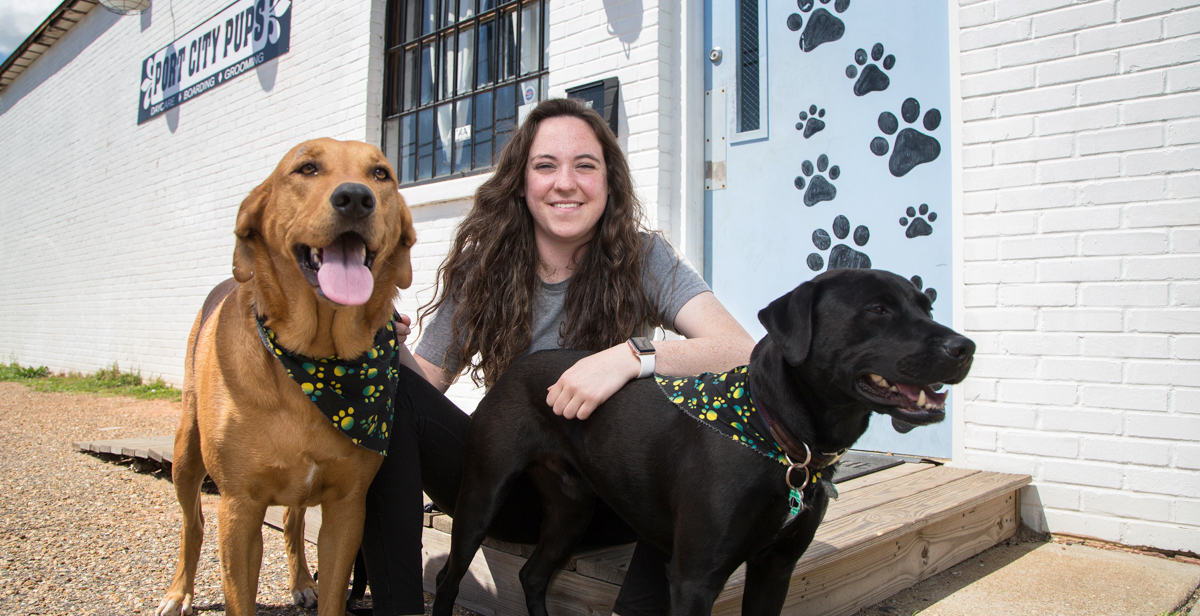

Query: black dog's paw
<box><xmin>846</xmin><ymin>42</ymin><xmax>894</xmax><ymax>96</ymax></box>
<box><xmin>796</xmin><ymin>104</ymin><xmax>827</xmax><ymax>139</ymax></box>
<box><xmin>787</xmin><ymin>0</ymin><xmax>850</xmax><ymax>53</ymax></box>
<box><xmin>899</xmin><ymin>203</ymin><xmax>937</xmax><ymax>238</ymax></box>
<box><xmin>794</xmin><ymin>154</ymin><xmax>840</xmax><ymax>207</ymax></box>
<box><xmin>910</xmin><ymin>274</ymin><xmax>938</xmax><ymax>304</ymax></box>
<box><xmin>871</xmin><ymin>97</ymin><xmax>942</xmax><ymax>177</ymax></box>
<box><xmin>808</xmin><ymin>215</ymin><xmax>870</xmax><ymax>272</ymax></box>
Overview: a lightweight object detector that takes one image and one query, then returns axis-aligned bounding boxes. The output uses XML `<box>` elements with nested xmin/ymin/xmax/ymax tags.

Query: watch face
<box><xmin>630</xmin><ymin>337</ymin><xmax>655</xmax><ymax>354</ymax></box>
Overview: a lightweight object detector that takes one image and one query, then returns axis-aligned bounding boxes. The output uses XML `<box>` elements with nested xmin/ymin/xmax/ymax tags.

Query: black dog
<box><xmin>432</xmin><ymin>268</ymin><xmax>975</xmax><ymax>616</ymax></box>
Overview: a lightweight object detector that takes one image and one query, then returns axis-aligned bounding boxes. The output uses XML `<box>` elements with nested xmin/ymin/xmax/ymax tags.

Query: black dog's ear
<box><xmin>758</xmin><ymin>280</ymin><xmax>815</xmax><ymax>366</ymax></box>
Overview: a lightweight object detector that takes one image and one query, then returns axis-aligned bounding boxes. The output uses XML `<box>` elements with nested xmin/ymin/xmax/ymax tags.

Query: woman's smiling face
<box><xmin>522</xmin><ymin>115</ymin><xmax>610</xmax><ymax>258</ymax></box>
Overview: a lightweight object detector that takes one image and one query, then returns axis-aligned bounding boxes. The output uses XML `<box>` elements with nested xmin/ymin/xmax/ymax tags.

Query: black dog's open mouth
<box><xmin>856</xmin><ymin>373</ymin><xmax>947</xmax><ymax>423</ymax></box>
<box><xmin>294</xmin><ymin>232</ymin><xmax>378</xmax><ymax>306</ymax></box>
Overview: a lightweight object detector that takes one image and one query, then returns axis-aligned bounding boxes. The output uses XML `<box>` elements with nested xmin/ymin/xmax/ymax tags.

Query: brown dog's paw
<box><xmin>155</xmin><ymin>593</ymin><xmax>193</xmax><ymax>616</ymax></box>
<box><xmin>292</xmin><ymin>586</ymin><xmax>318</xmax><ymax>608</ymax></box>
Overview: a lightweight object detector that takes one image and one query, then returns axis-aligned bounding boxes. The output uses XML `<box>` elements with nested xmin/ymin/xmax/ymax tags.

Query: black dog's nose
<box><xmin>944</xmin><ymin>336</ymin><xmax>976</xmax><ymax>361</ymax></box>
<box><xmin>330</xmin><ymin>183</ymin><xmax>375</xmax><ymax>219</ymax></box>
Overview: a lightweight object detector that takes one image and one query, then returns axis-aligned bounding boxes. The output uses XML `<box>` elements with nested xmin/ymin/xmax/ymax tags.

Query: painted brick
<box><xmin>963</xmin><ymin>164</ymin><xmax>1037</xmax><ymax>190</ymax></box>
<box><xmin>1125</xmin><ymin>255</ymin><xmax>1200</xmax><ymax>280</ymax></box>
<box><xmin>1025</xmin><ymin>483</ymin><xmax>1081</xmax><ymax>510</ymax></box>
<box><xmin>961</xmin><ymin>377</ymin><xmax>998</xmax><ymax>402</ymax></box>
<box><xmin>999</xmin><ymin>283</ymin><xmax>1077</xmax><ymax>306</ymax></box>
<box><xmin>1168</xmin><ymin>118</ymin><xmax>1200</xmax><ymax>145</ymax></box>
<box><xmin>1039</xmin><ymin>258</ymin><xmax>1122</xmax><ymax>282</ymax></box>
<box><xmin>1032</xmin><ymin>2</ymin><xmax>1116</xmax><ymax>37</ymax></box>
<box><xmin>1083</xmin><ymin>491</ymin><xmax>1172</xmax><ymax>522</ymax></box>
<box><xmin>963</xmin><ymin>116</ymin><xmax>1036</xmax><ymax>143</ymax></box>
<box><xmin>964</xmin><ymin>212</ymin><xmax>1039</xmax><ymax>237</ymax></box>
<box><xmin>964</xmin><ymin>238</ymin><xmax>1000</xmax><ymax>261</ymax></box>
<box><xmin>1039</xmin><ymin>357</ymin><xmax>1124</xmax><ymax>383</ymax></box>
<box><xmin>1042</xmin><ymin>510</ymin><xmax>1125</xmax><ymax>544</ymax></box>
<box><xmin>960</xmin><ymin>1</ymin><xmax>997</xmax><ymax>28</ymax></box>
<box><xmin>1037</xmin><ymin>105</ymin><xmax>1120</xmax><ymax>136</ymax></box>
<box><xmin>1179</xmin><ymin>336</ymin><xmax>1200</xmax><ymax>359</ymax></box>
<box><xmin>1080</xmin><ymin>177</ymin><xmax>1168</xmax><ymax>205</ymax></box>
<box><xmin>1121</xmin><ymin>35</ymin><xmax>1200</xmax><ymax>74</ymax></box>
<box><xmin>960</xmin><ymin>304</ymin><xmax>1036</xmax><ymax>329</ymax></box>
<box><xmin>965</xmin><ymin>261</ymin><xmax>1038</xmax><ymax>284</ymax></box>
<box><xmin>999</xmin><ymin>33</ymin><xmax>1076</xmax><ymax>68</ymax></box>
<box><xmin>1039</xmin><ymin>52</ymin><xmax>1120</xmax><ymax>88</ymax></box>
<box><xmin>962</xmin><ymin>96</ymin><xmax>998</xmax><ymax>121</ymax></box>
<box><xmin>1177</xmin><ymin>388</ymin><xmax>1200</xmax><ymax>414</ymax></box>
<box><xmin>1041</xmin><ymin>308</ymin><xmax>1124</xmax><ymax>332</ymax></box>
<box><xmin>1129</xmin><ymin>309</ymin><xmax>1200</xmax><ymax>334</ymax></box>
<box><xmin>962</xmin><ymin>144</ymin><xmax>994</xmax><ymax>168</ymax></box>
<box><xmin>961</xmin><ymin>48</ymin><xmax>999</xmax><ymax>74</ymax></box>
<box><xmin>1127</xmin><ymin>359</ymin><xmax>1200</xmax><ymax>385</ymax></box>
<box><xmin>1126</xmin><ymin>467</ymin><xmax>1200</xmax><ymax>498</ymax></box>
<box><xmin>1177</xmin><ymin>500</ymin><xmax>1200</xmax><ymax>528</ymax></box>
<box><xmin>1177</xmin><ymin>283</ymin><xmax>1200</xmax><ymax>306</ymax></box>
<box><xmin>1177</xmin><ymin>444</ymin><xmax>1200</xmax><ymax>470</ymax></box>
<box><xmin>1079</xmin><ymin>125</ymin><xmax>1165</xmax><ymax>156</ymax></box>
<box><xmin>1082</xmin><ymin>231</ymin><xmax>1169</xmax><ymax>257</ymax></box>
<box><xmin>1081</xmin><ymin>436</ymin><xmax>1172</xmax><ymax>465</ymax></box>
<box><xmin>1170</xmin><ymin>173</ymin><xmax>1200</xmax><ymax>198</ymax></box>
<box><xmin>996</xmin><ymin>185</ymin><xmax>1077</xmax><ymax>211</ymax></box>
<box><xmin>1127</xmin><ymin>413</ymin><xmax>1200</xmax><ymax>440</ymax></box>
<box><xmin>964</xmin><ymin>283</ymin><xmax>999</xmax><ymax>306</ymax></box>
<box><xmin>961</xmin><ymin>451</ymin><xmax>1040</xmax><ymax>476</ymax></box>
<box><xmin>966</xmin><ymin>354</ymin><xmax>1039</xmax><ymax>379</ymax></box>
<box><xmin>1118</xmin><ymin>0</ymin><xmax>1194</xmax><ymax>20</ymax></box>
<box><xmin>1167</xmin><ymin>63</ymin><xmax>1200</xmax><ymax>93</ymax></box>
<box><xmin>1125</xmin><ymin>147</ymin><xmax>1200</xmax><ymax>177</ymax></box>
<box><xmin>969</xmin><ymin>332</ymin><xmax>1002</xmax><ymax>355</ymax></box>
<box><xmin>1041</xmin><ymin>206</ymin><xmax>1121</xmax><ymax>233</ymax></box>
<box><xmin>963</xmin><ymin>402</ymin><xmax>1038</xmax><ymax>429</ymax></box>
<box><xmin>963</xmin><ymin>191</ymin><xmax>999</xmax><ymax>214</ymax></box>
<box><xmin>1164</xmin><ymin>6</ymin><xmax>1200</xmax><ymax>38</ymax></box>
<box><xmin>1171</xmin><ymin>229</ymin><xmax>1200</xmax><ymax>253</ymax></box>
<box><xmin>1000</xmin><ymin>332</ymin><xmax>1080</xmax><ymax>355</ymax></box>
<box><xmin>1121</xmin><ymin>522</ymin><xmax>1200</xmax><ymax>555</ymax></box>
<box><xmin>1002</xmin><ymin>432</ymin><xmax>1080</xmax><ymax>458</ymax></box>
<box><xmin>1082</xmin><ymin>334</ymin><xmax>1172</xmax><ymax>359</ymax></box>
<box><xmin>1079</xmin><ymin>18</ymin><xmax>1164</xmax><ymax>54</ymax></box>
<box><xmin>1042</xmin><ymin>460</ymin><xmax>1123</xmax><ymax>489</ymax></box>
<box><xmin>1079</xmin><ymin>282</ymin><xmax>1169</xmax><ymax>307</ymax></box>
<box><xmin>963</xmin><ymin>425</ymin><xmax>998</xmax><ymax>450</ymax></box>
<box><xmin>997</xmin><ymin>84</ymin><xmax>1078</xmax><ymax>117</ymax></box>
<box><xmin>999</xmin><ymin>235</ymin><xmax>1077</xmax><ymax>260</ymax></box>
<box><xmin>961</xmin><ymin>19</ymin><xmax>1033</xmax><ymax>51</ymax></box>
<box><xmin>962</xmin><ymin>65</ymin><xmax>1036</xmax><ymax>97</ymax></box>
<box><xmin>1080</xmin><ymin>70</ymin><xmax>1167</xmax><ymax>106</ymax></box>
<box><xmin>1039</xmin><ymin>156</ymin><xmax>1123</xmax><ymax>184</ymax></box>
<box><xmin>1124</xmin><ymin>91</ymin><xmax>1200</xmax><ymax>124</ymax></box>
<box><xmin>998</xmin><ymin>380</ymin><xmax>1078</xmax><ymax>406</ymax></box>
<box><xmin>994</xmin><ymin>135</ymin><xmax>1074</xmax><ymax>164</ymax></box>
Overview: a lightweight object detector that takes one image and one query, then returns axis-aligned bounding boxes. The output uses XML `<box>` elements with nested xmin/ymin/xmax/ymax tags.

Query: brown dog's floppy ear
<box><xmin>391</xmin><ymin>198</ymin><xmax>417</xmax><ymax>290</ymax></box>
<box><xmin>232</xmin><ymin>180</ymin><xmax>271</xmax><ymax>283</ymax></box>
<box><xmin>758</xmin><ymin>279</ymin><xmax>815</xmax><ymax>366</ymax></box>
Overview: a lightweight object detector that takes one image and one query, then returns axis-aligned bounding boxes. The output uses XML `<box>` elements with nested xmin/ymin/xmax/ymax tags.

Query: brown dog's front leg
<box><xmin>216</xmin><ymin>497</ymin><xmax>268</xmax><ymax>616</ymax></box>
<box><xmin>284</xmin><ymin>506</ymin><xmax>318</xmax><ymax>608</ymax></box>
<box><xmin>156</xmin><ymin>409</ymin><xmax>208</xmax><ymax>616</ymax></box>
<box><xmin>315</xmin><ymin>496</ymin><xmax>367</xmax><ymax>616</ymax></box>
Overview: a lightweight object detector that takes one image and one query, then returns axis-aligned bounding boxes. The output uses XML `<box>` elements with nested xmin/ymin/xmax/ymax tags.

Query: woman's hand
<box><xmin>546</xmin><ymin>344</ymin><xmax>640</xmax><ymax>420</ymax></box>
<box><xmin>392</xmin><ymin>313</ymin><xmax>413</xmax><ymax>344</ymax></box>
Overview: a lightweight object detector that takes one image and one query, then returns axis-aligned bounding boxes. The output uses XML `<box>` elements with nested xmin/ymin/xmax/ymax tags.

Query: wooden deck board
<box><xmin>75</xmin><ymin>437</ymin><xmax>1031</xmax><ymax>616</ymax></box>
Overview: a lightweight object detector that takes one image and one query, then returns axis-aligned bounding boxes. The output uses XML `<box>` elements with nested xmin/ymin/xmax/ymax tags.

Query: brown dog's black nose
<box><xmin>944</xmin><ymin>336</ymin><xmax>975</xmax><ymax>361</ymax></box>
<box><xmin>331</xmin><ymin>183</ymin><xmax>375</xmax><ymax>219</ymax></box>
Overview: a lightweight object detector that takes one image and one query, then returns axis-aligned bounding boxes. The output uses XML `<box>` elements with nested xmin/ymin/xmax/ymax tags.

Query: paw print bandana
<box><xmin>256</xmin><ymin>315</ymin><xmax>399</xmax><ymax>455</ymax></box>
<box><xmin>656</xmin><ymin>367</ymin><xmax>838</xmax><ymax>516</ymax></box>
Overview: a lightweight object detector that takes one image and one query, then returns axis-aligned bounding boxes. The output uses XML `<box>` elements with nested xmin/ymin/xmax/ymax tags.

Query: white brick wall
<box><xmin>956</xmin><ymin>0</ymin><xmax>1200</xmax><ymax>554</ymax></box>
<box><xmin>0</xmin><ymin>1</ymin><xmax>385</xmax><ymax>383</ymax></box>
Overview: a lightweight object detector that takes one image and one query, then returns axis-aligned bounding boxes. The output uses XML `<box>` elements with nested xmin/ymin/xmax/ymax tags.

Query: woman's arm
<box><xmin>546</xmin><ymin>290</ymin><xmax>756</xmax><ymax>420</ymax></box>
<box><xmin>395</xmin><ymin>313</ymin><xmax>458</xmax><ymax>393</ymax></box>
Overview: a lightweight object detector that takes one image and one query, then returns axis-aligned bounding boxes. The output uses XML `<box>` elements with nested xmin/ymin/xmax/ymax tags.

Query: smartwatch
<box><xmin>628</xmin><ymin>336</ymin><xmax>656</xmax><ymax>379</ymax></box>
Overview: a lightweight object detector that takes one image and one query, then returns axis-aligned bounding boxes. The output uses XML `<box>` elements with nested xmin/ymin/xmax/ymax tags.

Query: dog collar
<box><xmin>255</xmin><ymin>314</ymin><xmax>400</xmax><ymax>455</ymax></box>
<box><xmin>655</xmin><ymin>368</ymin><xmax>842</xmax><ymax>520</ymax></box>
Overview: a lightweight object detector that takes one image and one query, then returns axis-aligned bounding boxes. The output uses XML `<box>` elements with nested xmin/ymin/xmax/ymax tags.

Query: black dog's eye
<box><xmin>868</xmin><ymin>306</ymin><xmax>888</xmax><ymax>315</ymax></box>
<box><xmin>372</xmin><ymin>167</ymin><xmax>390</xmax><ymax>181</ymax></box>
<box><xmin>296</xmin><ymin>163</ymin><xmax>319</xmax><ymax>175</ymax></box>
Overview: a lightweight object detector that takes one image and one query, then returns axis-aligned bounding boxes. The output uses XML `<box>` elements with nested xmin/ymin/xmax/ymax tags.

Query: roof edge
<box><xmin>0</xmin><ymin>0</ymin><xmax>100</xmax><ymax>94</ymax></box>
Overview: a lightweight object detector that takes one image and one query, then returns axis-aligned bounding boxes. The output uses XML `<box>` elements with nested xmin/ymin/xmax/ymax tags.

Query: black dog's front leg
<box><xmin>739</xmin><ymin>494</ymin><xmax>828</xmax><ymax>616</ymax></box>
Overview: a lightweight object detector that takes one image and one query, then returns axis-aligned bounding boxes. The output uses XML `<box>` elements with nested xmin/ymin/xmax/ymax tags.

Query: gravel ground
<box><xmin>0</xmin><ymin>382</ymin><xmax>443</xmax><ymax>616</ymax></box>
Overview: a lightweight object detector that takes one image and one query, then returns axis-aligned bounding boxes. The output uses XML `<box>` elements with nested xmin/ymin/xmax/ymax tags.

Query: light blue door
<box><xmin>705</xmin><ymin>0</ymin><xmax>954</xmax><ymax>457</ymax></box>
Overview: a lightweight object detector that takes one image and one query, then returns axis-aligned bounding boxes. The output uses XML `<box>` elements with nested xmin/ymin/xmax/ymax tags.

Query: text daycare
<box><xmin>149</xmin><ymin>3</ymin><xmax>270</xmax><ymax>97</ymax></box>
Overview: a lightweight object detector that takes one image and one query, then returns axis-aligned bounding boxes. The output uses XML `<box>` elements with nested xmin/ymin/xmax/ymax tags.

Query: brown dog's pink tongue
<box><xmin>317</xmin><ymin>236</ymin><xmax>374</xmax><ymax>305</ymax></box>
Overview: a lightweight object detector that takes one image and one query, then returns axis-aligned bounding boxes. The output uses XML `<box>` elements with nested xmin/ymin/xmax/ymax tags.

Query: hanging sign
<box><xmin>137</xmin><ymin>0</ymin><xmax>292</xmax><ymax>124</ymax></box>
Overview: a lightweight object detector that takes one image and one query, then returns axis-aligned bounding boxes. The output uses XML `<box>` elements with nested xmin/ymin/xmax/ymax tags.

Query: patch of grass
<box><xmin>0</xmin><ymin>361</ymin><xmax>181</xmax><ymax>401</ymax></box>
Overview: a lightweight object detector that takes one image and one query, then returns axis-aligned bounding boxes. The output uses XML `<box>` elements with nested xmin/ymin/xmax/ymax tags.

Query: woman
<box><xmin>364</xmin><ymin>97</ymin><xmax>755</xmax><ymax>615</ymax></box>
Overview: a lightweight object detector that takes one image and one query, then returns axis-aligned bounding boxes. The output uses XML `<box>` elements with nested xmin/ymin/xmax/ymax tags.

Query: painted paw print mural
<box><xmin>899</xmin><ymin>204</ymin><xmax>937</xmax><ymax>238</ymax></box>
<box><xmin>794</xmin><ymin>154</ymin><xmax>840</xmax><ymax>207</ymax></box>
<box><xmin>796</xmin><ymin>105</ymin><xmax>827</xmax><ymax>138</ymax></box>
<box><xmin>787</xmin><ymin>0</ymin><xmax>850</xmax><ymax>53</ymax></box>
<box><xmin>807</xmin><ymin>215</ymin><xmax>870</xmax><ymax>272</ymax></box>
<box><xmin>871</xmin><ymin>97</ymin><xmax>942</xmax><ymax>177</ymax></box>
<box><xmin>910</xmin><ymin>275</ymin><xmax>937</xmax><ymax>304</ymax></box>
<box><xmin>846</xmin><ymin>43</ymin><xmax>894</xmax><ymax>96</ymax></box>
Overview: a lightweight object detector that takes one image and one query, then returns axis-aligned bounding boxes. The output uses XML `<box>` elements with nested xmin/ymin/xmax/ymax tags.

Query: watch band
<box><xmin>628</xmin><ymin>337</ymin><xmax>655</xmax><ymax>379</ymax></box>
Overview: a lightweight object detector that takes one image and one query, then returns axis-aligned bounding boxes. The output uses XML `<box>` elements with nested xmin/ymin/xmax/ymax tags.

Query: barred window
<box><xmin>383</xmin><ymin>0</ymin><xmax>549</xmax><ymax>186</ymax></box>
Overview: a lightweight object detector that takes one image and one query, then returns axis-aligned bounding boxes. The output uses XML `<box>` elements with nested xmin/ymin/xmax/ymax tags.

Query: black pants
<box><xmin>360</xmin><ymin>365</ymin><xmax>670</xmax><ymax>615</ymax></box>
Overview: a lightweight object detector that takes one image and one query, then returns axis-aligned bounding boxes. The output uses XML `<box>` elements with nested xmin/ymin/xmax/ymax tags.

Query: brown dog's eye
<box><xmin>297</xmin><ymin>163</ymin><xmax>318</xmax><ymax>175</ymax></box>
<box><xmin>372</xmin><ymin>167</ymin><xmax>390</xmax><ymax>181</ymax></box>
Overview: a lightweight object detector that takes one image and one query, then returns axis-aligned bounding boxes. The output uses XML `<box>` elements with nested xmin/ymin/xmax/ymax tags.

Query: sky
<box><xmin>0</xmin><ymin>0</ymin><xmax>63</xmax><ymax>64</ymax></box>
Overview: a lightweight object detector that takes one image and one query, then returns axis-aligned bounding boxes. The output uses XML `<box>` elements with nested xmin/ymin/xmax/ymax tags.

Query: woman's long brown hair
<box><xmin>419</xmin><ymin>98</ymin><xmax>659</xmax><ymax>387</ymax></box>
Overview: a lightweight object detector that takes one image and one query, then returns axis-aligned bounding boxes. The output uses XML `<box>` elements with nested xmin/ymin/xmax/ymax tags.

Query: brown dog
<box><xmin>156</xmin><ymin>139</ymin><xmax>416</xmax><ymax>616</ymax></box>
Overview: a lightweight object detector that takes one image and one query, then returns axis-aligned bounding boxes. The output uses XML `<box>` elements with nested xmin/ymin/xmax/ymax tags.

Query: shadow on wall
<box><xmin>0</xmin><ymin>8</ymin><xmax>119</xmax><ymax>115</ymax></box>
<box><xmin>603</xmin><ymin>0</ymin><xmax>643</xmax><ymax>56</ymax></box>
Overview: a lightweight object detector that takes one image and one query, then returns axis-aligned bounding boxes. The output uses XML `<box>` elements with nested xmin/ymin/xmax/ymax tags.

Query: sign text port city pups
<box><xmin>138</xmin><ymin>0</ymin><xmax>292</xmax><ymax>124</ymax></box>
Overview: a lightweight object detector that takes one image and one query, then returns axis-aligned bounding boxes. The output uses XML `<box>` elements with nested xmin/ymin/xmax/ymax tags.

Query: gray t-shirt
<box><xmin>415</xmin><ymin>233</ymin><xmax>710</xmax><ymax>373</ymax></box>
